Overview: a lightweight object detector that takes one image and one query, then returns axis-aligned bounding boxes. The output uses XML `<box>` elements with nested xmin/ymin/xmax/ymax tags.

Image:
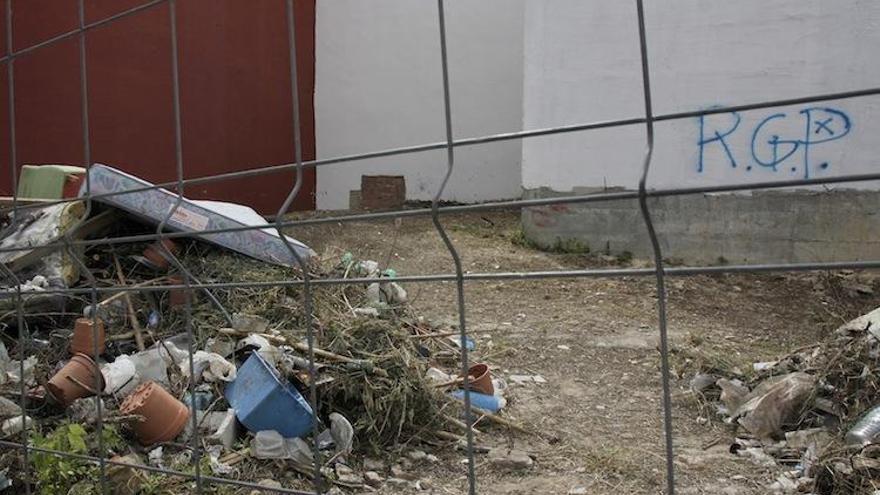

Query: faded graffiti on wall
<box><xmin>697</xmin><ymin>106</ymin><xmax>852</xmax><ymax>179</ymax></box>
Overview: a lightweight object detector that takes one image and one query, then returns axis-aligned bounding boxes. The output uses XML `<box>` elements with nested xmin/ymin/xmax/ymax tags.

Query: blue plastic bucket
<box><xmin>451</xmin><ymin>389</ymin><xmax>504</xmax><ymax>413</ymax></box>
<box><xmin>225</xmin><ymin>352</ymin><xmax>315</xmax><ymax>438</ymax></box>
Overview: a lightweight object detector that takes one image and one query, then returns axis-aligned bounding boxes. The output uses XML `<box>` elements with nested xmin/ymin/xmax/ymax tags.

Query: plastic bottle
<box><xmin>846</xmin><ymin>405</ymin><xmax>880</xmax><ymax>446</ymax></box>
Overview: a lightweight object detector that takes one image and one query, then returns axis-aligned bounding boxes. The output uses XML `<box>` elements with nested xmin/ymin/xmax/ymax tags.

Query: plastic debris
<box><xmin>236</xmin><ymin>334</ymin><xmax>282</xmax><ymax>367</ymax></box>
<box><xmin>451</xmin><ymin>390</ymin><xmax>506</xmax><ymax>413</ymax></box>
<box><xmin>206</xmin><ymin>409</ymin><xmax>238</xmax><ymax>450</ymax></box>
<box><xmin>734</xmin><ymin>372</ymin><xmax>815</xmax><ymax>439</ymax></box>
<box><xmin>329</xmin><ymin>412</ymin><xmax>354</xmax><ymax>456</ymax></box>
<box><xmin>0</xmin><ymin>415</ymin><xmax>32</xmax><ymax>436</ymax></box>
<box><xmin>101</xmin><ymin>355</ymin><xmax>139</xmax><ymax>396</ymax></box>
<box><xmin>191</xmin><ymin>351</ymin><xmax>236</xmax><ymax>383</ymax></box>
<box><xmin>206</xmin><ymin>445</ymin><xmax>235</xmax><ymax>475</ymax></box>
<box><xmin>225</xmin><ymin>351</ymin><xmax>315</xmax><ymax>438</ymax></box>
<box><xmin>847</xmin><ymin>404</ymin><xmax>880</xmax><ymax>446</ymax></box>
<box><xmin>252</xmin><ymin>430</ymin><xmax>312</xmax><ymax>464</ymax></box>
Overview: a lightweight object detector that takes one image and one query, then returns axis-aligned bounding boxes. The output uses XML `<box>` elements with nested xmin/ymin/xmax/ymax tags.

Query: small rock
<box><xmin>415</xmin><ymin>479</ymin><xmax>432</xmax><ymax>490</ymax></box>
<box><xmin>250</xmin><ymin>479</ymin><xmax>283</xmax><ymax>494</ymax></box>
<box><xmin>425</xmin><ymin>454</ymin><xmax>439</xmax><ymax>463</ymax></box>
<box><xmin>568</xmin><ymin>487</ymin><xmax>588</xmax><ymax>495</ymax></box>
<box><xmin>337</xmin><ymin>473</ymin><xmax>363</xmax><ymax>485</ymax></box>
<box><xmin>557</xmin><ymin>345</ymin><xmax>571</xmax><ymax>351</ymax></box>
<box><xmin>689</xmin><ymin>373</ymin><xmax>717</xmax><ymax>393</ymax></box>
<box><xmin>363</xmin><ymin>457</ymin><xmax>384</xmax><ymax>471</ymax></box>
<box><xmin>0</xmin><ymin>396</ymin><xmax>22</xmax><ymax>418</ymax></box>
<box><xmin>364</xmin><ymin>471</ymin><xmax>384</xmax><ymax>488</ymax></box>
<box><xmin>390</xmin><ymin>464</ymin><xmax>417</xmax><ymax>481</ymax></box>
<box><xmin>487</xmin><ymin>448</ymin><xmax>533</xmax><ymax>470</ymax></box>
<box><xmin>386</xmin><ymin>477</ymin><xmax>410</xmax><ymax>487</ymax></box>
<box><xmin>407</xmin><ymin>450</ymin><xmax>427</xmax><ymax>462</ymax></box>
<box><xmin>335</xmin><ymin>464</ymin><xmax>354</xmax><ymax>476</ymax></box>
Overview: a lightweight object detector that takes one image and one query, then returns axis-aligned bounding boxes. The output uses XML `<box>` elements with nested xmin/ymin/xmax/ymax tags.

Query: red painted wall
<box><xmin>0</xmin><ymin>0</ymin><xmax>316</xmax><ymax>213</ymax></box>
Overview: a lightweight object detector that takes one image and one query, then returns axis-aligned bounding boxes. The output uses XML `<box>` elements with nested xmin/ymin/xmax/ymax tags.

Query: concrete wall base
<box><xmin>521</xmin><ymin>188</ymin><xmax>880</xmax><ymax>264</ymax></box>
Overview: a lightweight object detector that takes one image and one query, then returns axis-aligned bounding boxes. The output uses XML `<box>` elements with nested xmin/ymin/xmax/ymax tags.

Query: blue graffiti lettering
<box><xmin>697</xmin><ymin>106</ymin><xmax>852</xmax><ymax>178</ymax></box>
<box><xmin>697</xmin><ymin>110</ymin><xmax>741</xmax><ymax>172</ymax></box>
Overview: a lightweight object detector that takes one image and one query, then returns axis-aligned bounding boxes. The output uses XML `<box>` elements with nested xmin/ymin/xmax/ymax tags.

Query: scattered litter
<box><xmin>225</xmin><ymin>352</ymin><xmax>314</xmax><ymax>438</ymax></box>
<box><xmin>451</xmin><ymin>390</ymin><xmax>506</xmax><ymax>413</ymax></box>
<box><xmin>0</xmin><ymin>415</ymin><xmax>32</xmax><ymax>436</ymax></box>
<box><xmin>252</xmin><ymin>430</ymin><xmax>312</xmax><ymax>465</ymax></box>
<box><xmin>235</xmin><ymin>334</ymin><xmax>282</xmax><ymax>367</ymax></box>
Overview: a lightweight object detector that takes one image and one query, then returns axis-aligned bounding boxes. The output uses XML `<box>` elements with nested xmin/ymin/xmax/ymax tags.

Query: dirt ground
<box><xmin>289</xmin><ymin>209</ymin><xmax>880</xmax><ymax>495</ymax></box>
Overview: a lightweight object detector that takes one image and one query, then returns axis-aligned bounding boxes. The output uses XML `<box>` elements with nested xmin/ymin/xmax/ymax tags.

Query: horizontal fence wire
<box><xmin>0</xmin><ymin>0</ymin><xmax>878</xmax><ymax>494</ymax></box>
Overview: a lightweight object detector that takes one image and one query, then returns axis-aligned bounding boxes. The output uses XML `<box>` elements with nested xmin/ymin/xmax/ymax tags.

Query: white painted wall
<box><xmin>315</xmin><ymin>0</ymin><xmax>524</xmax><ymax>210</ymax></box>
<box><xmin>522</xmin><ymin>0</ymin><xmax>880</xmax><ymax>193</ymax></box>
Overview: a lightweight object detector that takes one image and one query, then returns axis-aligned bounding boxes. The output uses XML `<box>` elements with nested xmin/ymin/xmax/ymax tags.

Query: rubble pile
<box><xmin>0</xmin><ymin>165</ymin><xmax>513</xmax><ymax>493</ymax></box>
<box><xmin>686</xmin><ymin>306</ymin><xmax>880</xmax><ymax>494</ymax></box>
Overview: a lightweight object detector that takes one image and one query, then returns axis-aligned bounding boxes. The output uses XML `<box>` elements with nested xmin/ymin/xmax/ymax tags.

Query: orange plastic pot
<box><xmin>464</xmin><ymin>363</ymin><xmax>493</xmax><ymax>395</ymax></box>
<box><xmin>46</xmin><ymin>353</ymin><xmax>104</xmax><ymax>408</ymax></box>
<box><xmin>69</xmin><ymin>317</ymin><xmax>105</xmax><ymax>357</ymax></box>
<box><xmin>142</xmin><ymin>239</ymin><xmax>178</xmax><ymax>270</ymax></box>
<box><xmin>120</xmin><ymin>381</ymin><xmax>190</xmax><ymax>445</ymax></box>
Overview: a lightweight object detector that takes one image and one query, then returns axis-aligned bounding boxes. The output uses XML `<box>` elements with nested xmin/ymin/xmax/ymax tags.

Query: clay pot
<box><xmin>120</xmin><ymin>381</ymin><xmax>190</xmax><ymax>445</ymax></box>
<box><xmin>142</xmin><ymin>239</ymin><xmax>178</xmax><ymax>270</ymax></box>
<box><xmin>463</xmin><ymin>363</ymin><xmax>494</xmax><ymax>395</ymax></box>
<box><xmin>46</xmin><ymin>353</ymin><xmax>104</xmax><ymax>408</ymax></box>
<box><xmin>167</xmin><ymin>275</ymin><xmax>194</xmax><ymax>307</ymax></box>
<box><xmin>69</xmin><ymin>317</ymin><xmax>105</xmax><ymax>357</ymax></box>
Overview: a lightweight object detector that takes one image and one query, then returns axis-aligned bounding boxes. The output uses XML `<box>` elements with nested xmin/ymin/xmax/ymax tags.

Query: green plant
<box><xmin>31</xmin><ymin>423</ymin><xmax>126</xmax><ymax>494</ymax></box>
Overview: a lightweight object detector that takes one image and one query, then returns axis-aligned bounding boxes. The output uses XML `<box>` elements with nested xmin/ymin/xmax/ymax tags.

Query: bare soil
<box><xmin>290</xmin><ymin>209</ymin><xmax>880</xmax><ymax>495</ymax></box>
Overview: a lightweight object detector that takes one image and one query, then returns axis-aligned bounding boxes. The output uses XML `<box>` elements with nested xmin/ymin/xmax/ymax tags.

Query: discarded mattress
<box><xmin>81</xmin><ymin>164</ymin><xmax>313</xmax><ymax>265</ymax></box>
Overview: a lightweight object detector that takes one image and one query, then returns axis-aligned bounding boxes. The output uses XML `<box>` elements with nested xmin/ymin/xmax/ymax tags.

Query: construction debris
<box><xmin>684</xmin><ymin>304</ymin><xmax>880</xmax><ymax>494</ymax></box>
<box><xmin>0</xmin><ymin>166</ymin><xmax>522</xmax><ymax>493</ymax></box>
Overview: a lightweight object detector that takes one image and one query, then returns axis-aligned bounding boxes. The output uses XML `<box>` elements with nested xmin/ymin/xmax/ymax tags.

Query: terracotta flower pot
<box><xmin>120</xmin><ymin>381</ymin><xmax>190</xmax><ymax>445</ymax></box>
<box><xmin>142</xmin><ymin>239</ymin><xmax>178</xmax><ymax>271</ymax></box>
<box><xmin>69</xmin><ymin>317</ymin><xmax>105</xmax><ymax>357</ymax></box>
<box><xmin>46</xmin><ymin>353</ymin><xmax>104</xmax><ymax>408</ymax></box>
<box><xmin>167</xmin><ymin>275</ymin><xmax>194</xmax><ymax>308</ymax></box>
<box><xmin>463</xmin><ymin>363</ymin><xmax>494</xmax><ymax>395</ymax></box>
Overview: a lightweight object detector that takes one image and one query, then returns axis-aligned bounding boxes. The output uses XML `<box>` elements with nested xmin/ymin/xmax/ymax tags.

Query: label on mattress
<box><xmin>169</xmin><ymin>206</ymin><xmax>209</xmax><ymax>231</ymax></box>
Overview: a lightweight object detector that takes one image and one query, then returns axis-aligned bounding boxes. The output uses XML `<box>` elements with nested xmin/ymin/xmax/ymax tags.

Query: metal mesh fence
<box><xmin>0</xmin><ymin>0</ymin><xmax>878</xmax><ymax>494</ymax></box>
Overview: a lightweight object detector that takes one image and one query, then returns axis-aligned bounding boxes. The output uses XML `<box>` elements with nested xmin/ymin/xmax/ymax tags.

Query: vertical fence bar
<box><xmin>3</xmin><ymin>1</ymin><xmax>30</xmax><ymax>493</ymax></box>
<box><xmin>153</xmin><ymin>0</ymin><xmax>204</xmax><ymax>492</ymax></box>
<box><xmin>69</xmin><ymin>0</ymin><xmax>109</xmax><ymax>492</ymax></box>
<box><xmin>634</xmin><ymin>0</ymin><xmax>676</xmax><ymax>493</ymax></box>
<box><xmin>276</xmin><ymin>0</ymin><xmax>324</xmax><ymax>492</ymax></box>
<box><xmin>433</xmin><ymin>2</ymin><xmax>477</xmax><ymax>494</ymax></box>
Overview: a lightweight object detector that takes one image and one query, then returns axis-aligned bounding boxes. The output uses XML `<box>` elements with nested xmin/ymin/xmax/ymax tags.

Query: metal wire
<box><xmin>0</xmin><ymin>1</ymin><xmax>878</xmax><ymax>494</ymax></box>
<box><xmin>633</xmin><ymin>1</ymin><xmax>675</xmax><ymax>492</ymax></box>
<box><xmin>276</xmin><ymin>1</ymin><xmax>323</xmax><ymax>491</ymax></box>
<box><xmin>434</xmin><ymin>2</ymin><xmax>477</xmax><ymax>493</ymax></box>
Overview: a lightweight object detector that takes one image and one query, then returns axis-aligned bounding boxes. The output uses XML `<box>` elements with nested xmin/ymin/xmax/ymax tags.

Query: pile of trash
<box><xmin>0</xmin><ymin>164</ymin><xmax>515</xmax><ymax>493</ymax></box>
<box><xmin>685</xmin><ymin>305</ymin><xmax>880</xmax><ymax>494</ymax></box>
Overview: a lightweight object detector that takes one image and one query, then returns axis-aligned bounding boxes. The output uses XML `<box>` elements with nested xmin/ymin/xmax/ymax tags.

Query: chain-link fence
<box><xmin>0</xmin><ymin>0</ymin><xmax>879</xmax><ymax>494</ymax></box>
